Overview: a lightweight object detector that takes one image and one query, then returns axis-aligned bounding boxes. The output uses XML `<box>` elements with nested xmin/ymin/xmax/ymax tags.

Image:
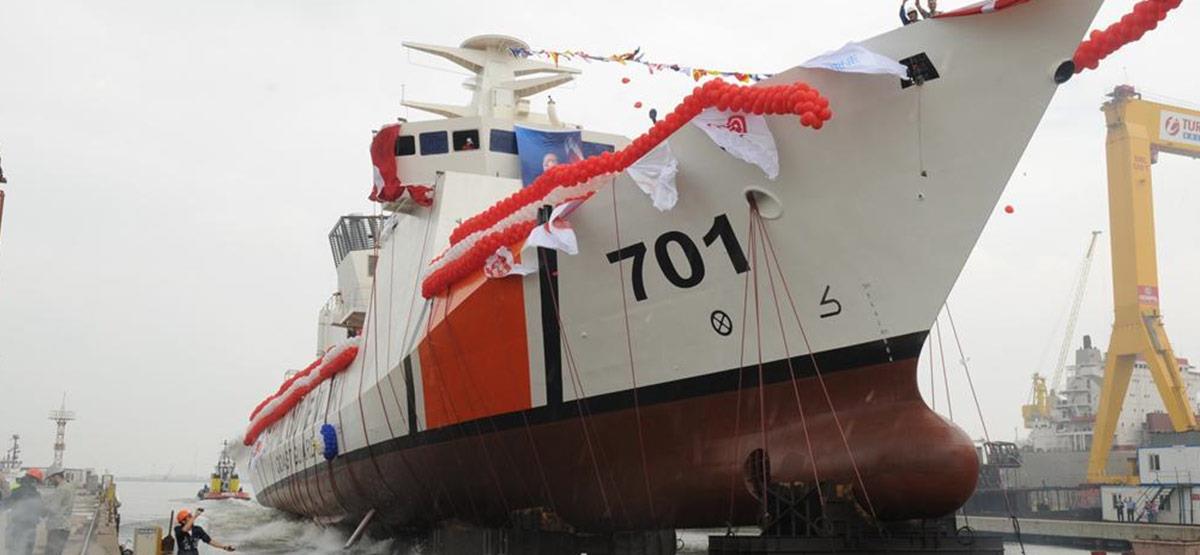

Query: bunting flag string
<box><xmin>509</xmin><ymin>46</ymin><xmax>774</xmax><ymax>83</ymax></box>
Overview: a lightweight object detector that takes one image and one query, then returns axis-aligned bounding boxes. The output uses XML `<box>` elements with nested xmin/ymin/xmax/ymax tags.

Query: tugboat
<box><xmin>245</xmin><ymin>0</ymin><xmax>1104</xmax><ymax>537</ymax></box>
<box><xmin>198</xmin><ymin>441</ymin><xmax>250</xmax><ymax>501</ymax></box>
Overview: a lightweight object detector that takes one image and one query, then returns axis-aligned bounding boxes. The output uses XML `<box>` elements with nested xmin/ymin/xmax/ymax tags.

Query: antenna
<box><xmin>47</xmin><ymin>393</ymin><xmax>76</xmax><ymax>468</ymax></box>
<box><xmin>0</xmin><ymin>434</ymin><xmax>20</xmax><ymax>472</ymax></box>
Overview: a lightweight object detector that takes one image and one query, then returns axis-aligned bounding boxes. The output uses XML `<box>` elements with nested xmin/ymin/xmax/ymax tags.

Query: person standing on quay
<box><xmin>42</xmin><ymin>466</ymin><xmax>76</xmax><ymax>555</ymax></box>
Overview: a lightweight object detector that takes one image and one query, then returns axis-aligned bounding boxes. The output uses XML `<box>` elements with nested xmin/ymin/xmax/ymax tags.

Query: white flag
<box><xmin>800</xmin><ymin>42</ymin><xmax>909</xmax><ymax>79</ymax></box>
<box><xmin>626</xmin><ymin>142</ymin><xmax>679</xmax><ymax>212</ymax></box>
<box><xmin>483</xmin><ymin>246</ymin><xmax>534</xmax><ymax>278</ymax></box>
<box><xmin>524</xmin><ymin>200</ymin><xmax>581</xmax><ymax>255</ymax></box>
<box><xmin>484</xmin><ymin>200</ymin><xmax>582</xmax><ymax>279</ymax></box>
<box><xmin>692</xmin><ymin>109</ymin><xmax>779</xmax><ymax>180</ymax></box>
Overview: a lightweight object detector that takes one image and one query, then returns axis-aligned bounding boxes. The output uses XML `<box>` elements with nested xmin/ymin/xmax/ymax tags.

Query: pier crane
<box><xmin>1087</xmin><ymin>85</ymin><xmax>1200</xmax><ymax>484</ymax></box>
<box><xmin>1022</xmin><ymin>231</ymin><xmax>1102</xmax><ymax>428</ymax></box>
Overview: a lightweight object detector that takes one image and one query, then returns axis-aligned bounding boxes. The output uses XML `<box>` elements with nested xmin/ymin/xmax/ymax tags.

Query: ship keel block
<box><xmin>708</xmin><ymin>515</ymin><xmax>1004</xmax><ymax>555</ymax></box>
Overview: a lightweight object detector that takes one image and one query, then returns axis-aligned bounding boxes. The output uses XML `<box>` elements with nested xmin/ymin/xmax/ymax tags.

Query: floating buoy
<box><xmin>1004</xmin><ymin>205</ymin><xmax>1014</xmax><ymax>214</ymax></box>
<box><xmin>634</xmin><ymin>101</ymin><xmax>643</xmax><ymax>109</ymax></box>
<box><xmin>621</xmin><ymin>77</ymin><xmax>631</xmax><ymax>84</ymax></box>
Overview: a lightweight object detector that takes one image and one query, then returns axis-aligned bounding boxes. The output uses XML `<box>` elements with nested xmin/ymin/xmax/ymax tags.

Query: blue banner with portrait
<box><xmin>514</xmin><ymin>125</ymin><xmax>584</xmax><ymax>186</ymax></box>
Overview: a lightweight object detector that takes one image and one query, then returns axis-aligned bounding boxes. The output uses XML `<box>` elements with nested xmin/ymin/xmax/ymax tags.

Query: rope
<box><xmin>725</xmin><ymin>211</ymin><xmax>755</xmax><ymax>531</ymax></box>
<box><xmin>929</xmin><ymin>339</ymin><xmax>937</xmax><ymax>412</ymax></box>
<box><xmin>389</xmin><ymin>213</ymin><xmax>462</xmax><ymax>515</ymax></box>
<box><xmin>536</xmin><ymin>246</ymin><xmax>619</xmax><ymax>524</ymax></box>
<box><xmin>935</xmin><ymin>319</ymin><xmax>954</xmax><ymax>421</ymax></box>
<box><xmin>748</xmin><ymin>205</ymin><xmax>771</xmax><ymax>522</ymax></box>
<box><xmin>608</xmin><ymin>184</ymin><xmax>658</xmax><ymax>522</ymax></box>
<box><xmin>943</xmin><ymin>302</ymin><xmax>1025</xmax><ymax>555</ymax></box>
<box><xmin>353</xmin><ymin>246</ymin><xmax>408</xmax><ymax>505</ymax></box>
<box><xmin>436</xmin><ymin>299</ymin><xmax>526</xmax><ymax>516</ymax></box>
<box><xmin>753</xmin><ymin>212</ymin><xmax>825</xmax><ymax>507</ymax></box>
<box><xmin>418</xmin><ymin>301</ymin><xmax>485</xmax><ymax>521</ymax></box>
<box><xmin>756</xmin><ymin>215</ymin><xmax>879</xmax><ymax>521</ymax></box>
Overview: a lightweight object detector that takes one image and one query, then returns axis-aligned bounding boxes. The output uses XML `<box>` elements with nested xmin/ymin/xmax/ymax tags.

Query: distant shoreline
<box><xmin>117</xmin><ymin>476</ymin><xmax>208</xmax><ymax>483</ymax></box>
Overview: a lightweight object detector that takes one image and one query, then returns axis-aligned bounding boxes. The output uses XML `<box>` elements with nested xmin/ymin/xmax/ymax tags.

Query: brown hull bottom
<box><xmin>257</xmin><ymin>333</ymin><xmax>978</xmax><ymax>531</ymax></box>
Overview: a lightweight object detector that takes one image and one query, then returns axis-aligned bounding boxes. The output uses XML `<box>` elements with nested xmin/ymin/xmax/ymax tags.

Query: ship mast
<box><xmin>48</xmin><ymin>394</ymin><xmax>75</xmax><ymax>469</ymax></box>
<box><xmin>216</xmin><ymin>440</ymin><xmax>235</xmax><ymax>488</ymax></box>
<box><xmin>401</xmin><ymin>35</ymin><xmax>579</xmax><ymax>122</ymax></box>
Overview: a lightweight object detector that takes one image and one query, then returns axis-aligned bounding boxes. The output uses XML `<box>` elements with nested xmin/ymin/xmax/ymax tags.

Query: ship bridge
<box><xmin>317</xmin><ymin>215</ymin><xmax>381</xmax><ymax>354</ymax></box>
<box><xmin>380</xmin><ymin>35</ymin><xmax>627</xmax><ymax>212</ymax></box>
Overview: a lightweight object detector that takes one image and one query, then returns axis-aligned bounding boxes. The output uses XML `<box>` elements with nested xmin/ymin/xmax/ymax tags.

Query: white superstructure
<box><xmin>1028</xmin><ymin>335</ymin><xmax>1200</xmax><ymax>452</ymax></box>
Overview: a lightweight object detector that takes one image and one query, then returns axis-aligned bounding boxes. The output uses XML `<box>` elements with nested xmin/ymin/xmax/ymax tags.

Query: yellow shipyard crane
<box><xmin>1088</xmin><ymin>85</ymin><xmax>1200</xmax><ymax>484</ymax></box>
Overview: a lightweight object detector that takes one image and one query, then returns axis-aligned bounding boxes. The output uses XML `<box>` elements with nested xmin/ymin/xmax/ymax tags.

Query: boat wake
<box><xmin>196</xmin><ymin>501</ymin><xmax>394</xmax><ymax>554</ymax></box>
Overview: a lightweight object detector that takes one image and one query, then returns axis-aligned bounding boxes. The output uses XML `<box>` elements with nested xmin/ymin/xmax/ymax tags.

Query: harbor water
<box><xmin>113</xmin><ymin>480</ymin><xmax>1091</xmax><ymax>554</ymax></box>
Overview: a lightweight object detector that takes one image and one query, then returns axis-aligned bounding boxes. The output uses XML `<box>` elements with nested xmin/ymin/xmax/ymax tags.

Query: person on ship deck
<box><xmin>917</xmin><ymin>0</ymin><xmax>940</xmax><ymax>18</ymax></box>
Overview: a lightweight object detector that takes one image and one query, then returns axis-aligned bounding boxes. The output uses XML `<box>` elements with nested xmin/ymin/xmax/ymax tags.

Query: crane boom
<box><xmin>1049</xmin><ymin>231</ymin><xmax>1102</xmax><ymax>394</ymax></box>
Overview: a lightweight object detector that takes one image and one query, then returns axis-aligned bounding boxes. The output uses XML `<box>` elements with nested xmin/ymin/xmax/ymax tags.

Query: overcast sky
<box><xmin>1</xmin><ymin>0</ymin><xmax>1198</xmax><ymax>477</ymax></box>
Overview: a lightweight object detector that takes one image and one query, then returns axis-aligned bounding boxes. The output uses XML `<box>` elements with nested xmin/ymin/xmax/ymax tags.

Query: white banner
<box><xmin>485</xmin><ymin>199</ymin><xmax>582</xmax><ymax>279</ymax></box>
<box><xmin>1161</xmin><ymin>110</ymin><xmax>1200</xmax><ymax>148</ymax></box>
<box><xmin>692</xmin><ymin>109</ymin><xmax>780</xmax><ymax>179</ymax></box>
<box><xmin>626</xmin><ymin>142</ymin><xmax>679</xmax><ymax>211</ymax></box>
<box><xmin>800</xmin><ymin>42</ymin><xmax>909</xmax><ymax>79</ymax></box>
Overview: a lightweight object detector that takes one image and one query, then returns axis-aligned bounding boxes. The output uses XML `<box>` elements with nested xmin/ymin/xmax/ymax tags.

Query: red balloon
<box><xmin>1004</xmin><ymin>205</ymin><xmax>1015</xmax><ymax>214</ymax></box>
<box><xmin>634</xmin><ymin>101</ymin><xmax>643</xmax><ymax>109</ymax></box>
<box><xmin>621</xmin><ymin>77</ymin><xmax>631</xmax><ymax>84</ymax></box>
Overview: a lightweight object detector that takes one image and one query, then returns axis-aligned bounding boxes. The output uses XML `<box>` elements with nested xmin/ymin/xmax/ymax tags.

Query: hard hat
<box><xmin>177</xmin><ymin>509</ymin><xmax>191</xmax><ymax>523</ymax></box>
<box><xmin>25</xmin><ymin>468</ymin><xmax>44</xmax><ymax>482</ymax></box>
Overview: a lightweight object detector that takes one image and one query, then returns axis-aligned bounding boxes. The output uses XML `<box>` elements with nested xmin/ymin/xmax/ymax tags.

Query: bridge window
<box><xmin>453</xmin><ymin>130</ymin><xmax>480</xmax><ymax>151</ymax></box>
<box><xmin>394</xmin><ymin>135</ymin><xmax>416</xmax><ymax>157</ymax></box>
<box><xmin>489</xmin><ymin>129</ymin><xmax>517</xmax><ymax>154</ymax></box>
<box><xmin>419</xmin><ymin>131</ymin><xmax>449</xmax><ymax>155</ymax></box>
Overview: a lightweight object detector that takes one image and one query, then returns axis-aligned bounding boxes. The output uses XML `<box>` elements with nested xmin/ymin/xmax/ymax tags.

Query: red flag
<box><xmin>408</xmin><ymin>185</ymin><xmax>434</xmax><ymax>207</ymax></box>
<box><xmin>370</xmin><ymin>124</ymin><xmax>403</xmax><ymax>202</ymax></box>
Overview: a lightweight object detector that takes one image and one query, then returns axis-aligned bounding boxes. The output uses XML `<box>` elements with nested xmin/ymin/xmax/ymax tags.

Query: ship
<box><xmin>244</xmin><ymin>0</ymin><xmax>1105</xmax><ymax>533</ymax></box>
<box><xmin>1026</xmin><ymin>336</ymin><xmax>1200</xmax><ymax>455</ymax></box>
<box><xmin>199</xmin><ymin>441</ymin><xmax>250</xmax><ymax>501</ymax></box>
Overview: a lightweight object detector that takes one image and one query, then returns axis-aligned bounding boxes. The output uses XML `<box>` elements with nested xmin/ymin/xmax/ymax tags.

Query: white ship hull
<box><xmin>247</xmin><ymin>0</ymin><xmax>1103</xmax><ymax>531</ymax></box>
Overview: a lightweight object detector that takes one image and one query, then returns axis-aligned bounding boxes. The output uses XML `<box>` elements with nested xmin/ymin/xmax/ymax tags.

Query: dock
<box><xmin>0</xmin><ymin>479</ymin><xmax>121</xmax><ymax>555</ymax></box>
<box><xmin>960</xmin><ymin>515</ymin><xmax>1200</xmax><ymax>553</ymax></box>
<box><xmin>61</xmin><ymin>482</ymin><xmax>122</xmax><ymax>555</ymax></box>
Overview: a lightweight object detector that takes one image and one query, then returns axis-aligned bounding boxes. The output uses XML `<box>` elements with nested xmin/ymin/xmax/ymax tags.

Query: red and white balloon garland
<box><xmin>1072</xmin><ymin>0</ymin><xmax>1183</xmax><ymax>73</ymax></box>
<box><xmin>421</xmin><ymin>78</ymin><xmax>834</xmax><ymax>299</ymax></box>
<box><xmin>243</xmin><ymin>340</ymin><xmax>360</xmax><ymax>446</ymax></box>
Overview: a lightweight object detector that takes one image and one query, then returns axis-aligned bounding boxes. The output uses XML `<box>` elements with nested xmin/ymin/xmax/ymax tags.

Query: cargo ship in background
<box><xmin>243</xmin><ymin>0</ymin><xmax>1104</xmax><ymax>535</ymax></box>
<box><xmin>1025</xmin><ymin>336</ymin><xmax>1200</xmax><ymax>455</ymax></box>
